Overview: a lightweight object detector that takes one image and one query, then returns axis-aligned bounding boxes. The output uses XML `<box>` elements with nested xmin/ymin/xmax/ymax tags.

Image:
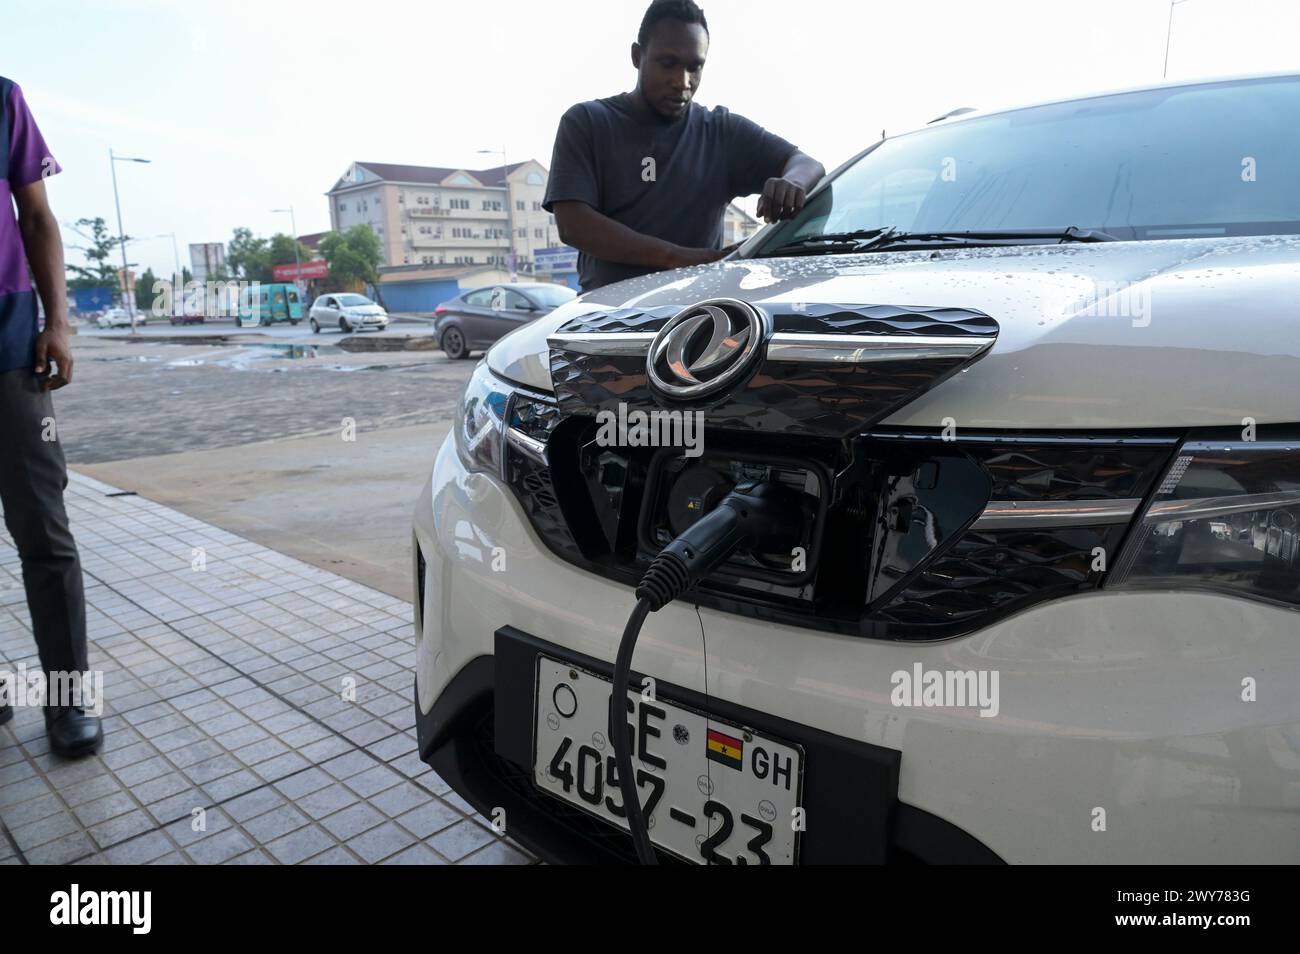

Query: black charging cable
<box><xmin>610</xmin><ymin>480</ymin><xmax>810</xmax><ymax>864</ymax></box>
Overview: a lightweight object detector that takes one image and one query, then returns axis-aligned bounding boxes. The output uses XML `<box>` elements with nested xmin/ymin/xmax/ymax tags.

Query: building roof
<box><xmin>330</xmin><ymin>160</ymin><xmax>538</xmax><ymax>193</ymax></box>
<box><xmin>297</xmin><ymin>232</ymin><xmax>328</xmax><ymax>252</ymax></box>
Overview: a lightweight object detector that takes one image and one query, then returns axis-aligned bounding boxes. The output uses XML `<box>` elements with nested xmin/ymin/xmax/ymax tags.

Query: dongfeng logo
<box><xmin>646</xmin><ymin>298</ymin><xmax>767</xmax><ymax>399</ymax></box>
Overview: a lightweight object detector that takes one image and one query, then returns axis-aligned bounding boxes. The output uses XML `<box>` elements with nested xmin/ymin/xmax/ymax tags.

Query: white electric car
<box><xmin>412</xmin><ymin>73</ymin><xmax>1300</xmax><ymax>864</ymax></box>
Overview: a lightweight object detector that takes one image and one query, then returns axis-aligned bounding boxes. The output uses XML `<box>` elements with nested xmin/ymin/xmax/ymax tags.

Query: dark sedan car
<box><xmin>432</xmin><ymin>282</ymin><xmax>577</xmax><ymax>359</ymax></box>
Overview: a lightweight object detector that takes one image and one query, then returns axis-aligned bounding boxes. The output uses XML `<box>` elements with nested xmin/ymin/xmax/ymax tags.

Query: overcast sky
<box><xmin>5</xmin><ymin>0</ymin><xmax>1298</xmax><ymax>278</ymax></box>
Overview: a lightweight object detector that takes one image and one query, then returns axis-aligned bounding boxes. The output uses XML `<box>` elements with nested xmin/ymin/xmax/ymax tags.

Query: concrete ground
<box><xmin>56</xmin><ymin>330</ymin><xmax>477</xmax><ymax>598</ymax></box>
<box><xmin>77</xmin><ymin>424</ymin><xmax>444</xmax><ymax>600</ymax></box>
<box><xmin>0</xmin><ymin>473</ymin><xmax>533</xmax><ymax>865</ymax></box>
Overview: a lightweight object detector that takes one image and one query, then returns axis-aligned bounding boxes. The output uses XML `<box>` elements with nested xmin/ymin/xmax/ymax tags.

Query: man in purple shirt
<box><xmin>0</xmin><ymin>77</ymin><xmax>101</xmax><ymax>756</ymax></box>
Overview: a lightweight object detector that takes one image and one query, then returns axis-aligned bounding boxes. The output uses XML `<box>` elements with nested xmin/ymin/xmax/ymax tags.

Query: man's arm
<box><xmin>552</xmin><ymin>200</ymin><xmax>731</xmax><ymax>271</ymax></box>
<box><xmin>756</xmin><ymin>150</ymin><xmax>825</xmax><ymax>224</ymax></box>
<box><xmin>14</xmin><ymin>178</ymin><xmax>73</xmax><ymax>389</ymax></box>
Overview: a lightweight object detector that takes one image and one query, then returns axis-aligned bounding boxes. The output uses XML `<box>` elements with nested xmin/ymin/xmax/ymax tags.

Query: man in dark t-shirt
<box><xmin>543</xmin><ymin>0</ymin><xmax>824</xmax><ymax>291</ymax></box>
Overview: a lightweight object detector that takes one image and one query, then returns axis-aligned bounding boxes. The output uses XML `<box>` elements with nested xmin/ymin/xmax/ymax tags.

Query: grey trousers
<box><xmin>0</xmin><ymin>367</ymin><xmax>88</xmax><ymax>676</ymax></box>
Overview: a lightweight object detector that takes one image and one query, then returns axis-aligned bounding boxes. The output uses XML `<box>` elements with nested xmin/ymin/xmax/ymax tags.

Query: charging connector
<box><xmin>609</xmin><ymin>481</ymin><xmax>812</xmax><ymax>864</ymax></box>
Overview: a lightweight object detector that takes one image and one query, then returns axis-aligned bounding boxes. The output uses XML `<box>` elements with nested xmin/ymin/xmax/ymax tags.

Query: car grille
<box><xmin>506</xmin><ymin>394</ymin><xmax>1178</xmax><ymax>639</ymax></box>
<box><xmin>499</xmin><ymin>300</ymin><xmax>1181</xmax><ymax>640</ymax></box>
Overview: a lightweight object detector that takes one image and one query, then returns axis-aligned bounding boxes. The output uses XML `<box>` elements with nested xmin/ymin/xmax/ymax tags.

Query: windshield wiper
<box><xmin>759</xmin><ymin>225</ymin><xmax>1117</xmax><ymax>258</ymax></box>
<box><xmin>852</xmin><ymin>226</ymin><xmax>1118</xmax><ymax>252</ymax></box>
<box><xmin>759</xmin><ymin>226</ymin><xmax>898</xmax><ymax>257</ymax></box>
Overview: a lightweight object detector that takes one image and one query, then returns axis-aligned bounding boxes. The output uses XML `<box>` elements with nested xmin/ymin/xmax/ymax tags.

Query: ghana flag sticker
<box><xmin>706</xmin><ymin>728</ymin><xmax>744</xmax><ymax>770</ymax></box>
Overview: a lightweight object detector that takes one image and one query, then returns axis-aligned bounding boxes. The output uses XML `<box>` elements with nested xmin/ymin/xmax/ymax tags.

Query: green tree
<box><xmin>66</xmin><ymin>217</ymin><xmax>128</xmax><ymax>295</ymax></box>
<box><xmin>135</xmin><ymin>267</ymin><xmax>157</xmax><ymax>311</ymax></box>
<box><xmin>268</xmin><ymin>232</ymin><xmax>315</xmax><ymax>268</ymax></box>
<box><xmin>319</xmin><ymin>225</ymin><xmax>384</xmax><ymax>303</ymax></box>
<box><xmin>226</xmin><ymin>227</ymin><xmax>272</xmax><ymax>283</ymax></box>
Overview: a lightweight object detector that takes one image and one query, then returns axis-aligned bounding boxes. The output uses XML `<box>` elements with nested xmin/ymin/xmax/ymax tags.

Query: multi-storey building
<box><xmin>327</xmin><ymin>159</ymin><xmax>764</xmax><ymax>276</ymax></box>
<box><xmin>326</xmin><ymin>160</ymin><xmax>557</xmax><ymax>274</ymax></box>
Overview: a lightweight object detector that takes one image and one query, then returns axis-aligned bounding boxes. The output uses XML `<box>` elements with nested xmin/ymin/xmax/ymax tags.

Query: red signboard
<box><xmin>273</xmin><ymin>260</ymin><xmax>329</xmax><ymax>281</ymax></box>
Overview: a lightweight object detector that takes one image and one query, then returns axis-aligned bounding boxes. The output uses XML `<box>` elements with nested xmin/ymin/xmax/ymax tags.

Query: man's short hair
<box><xmin>637</xmin><ymin>0</ymin><xmax>709</xmax><ymax>47</ymax></box>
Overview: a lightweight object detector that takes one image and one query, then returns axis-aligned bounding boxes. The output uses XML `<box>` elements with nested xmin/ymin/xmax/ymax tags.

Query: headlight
<box><xmin>454</xmin><ymin>361</ymin><xmax>513</xmax><ymax>477</ymax></box>
<box><xmin>1110</xmin><ymin>439</ymin><xmax>1300</xmax><ymax>606</ymax></box>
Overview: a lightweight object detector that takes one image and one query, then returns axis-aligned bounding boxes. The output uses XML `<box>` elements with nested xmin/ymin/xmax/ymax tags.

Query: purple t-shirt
<box><xmin>1</xmin><ymin>78</ymin><xmax>61</xmax><ymax>372</ymax></box>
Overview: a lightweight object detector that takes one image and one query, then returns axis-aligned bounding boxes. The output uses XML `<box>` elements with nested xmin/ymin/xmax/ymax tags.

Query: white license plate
<box><xmin>533</xmin><ymin>656</ymin><xmax>804</xmax><ymax>864</ymax></box>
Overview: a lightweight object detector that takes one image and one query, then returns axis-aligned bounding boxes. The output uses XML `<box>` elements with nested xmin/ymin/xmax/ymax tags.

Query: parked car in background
<box><xmin>432</xmin><ymin>282</ymin><xmax>577</xmax><ymax>359</ymax></box>
<box><xmin>96</xmin><ymin>307</ymin><xmax>132</xmax><ymax>328</ymax></box>
<box><xmin>309</xmin><ymin>293</ymin><xmax>389</xmax><ymax>333</ymax></box>
<box><xmin>237</xmin><ymin>282</ymin><xmax>303</xmax><ymax>327</ymax></box>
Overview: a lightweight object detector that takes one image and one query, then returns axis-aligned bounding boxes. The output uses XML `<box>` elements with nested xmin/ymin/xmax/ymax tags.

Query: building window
<box><xmin>338</xmin><ymin>202</ymin><xmax>347</xmax><ymax>211</ymax></box>
<box><xmin>515</xmin><ymin>199</ymin><xmax>525</xmax><ymax>210</ymax></box>
<box><xmin>534</xmin><ymin>228</ymin><xmax>543</xmax><ymax>238</ymax></box>
<box><xmin>532</xmin><ymin>201</ymin><xmax>542</xmax><ymax>211</ymax></box>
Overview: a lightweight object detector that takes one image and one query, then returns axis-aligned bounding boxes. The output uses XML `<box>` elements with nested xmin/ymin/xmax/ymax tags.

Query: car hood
<box><xmin>488</xmin><ymin>235</ymin><xmax>1300</xmax><ymax>429</ymax></box>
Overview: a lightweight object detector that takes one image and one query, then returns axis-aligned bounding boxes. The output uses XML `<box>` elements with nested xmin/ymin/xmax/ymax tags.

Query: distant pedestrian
<box><xmin>0</xmin><ymin>76</ymin><xmax>101</xmax><ymax>756</ymax></box>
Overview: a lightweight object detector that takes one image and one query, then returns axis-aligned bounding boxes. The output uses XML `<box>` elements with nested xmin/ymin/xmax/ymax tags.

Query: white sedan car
<box><xmin>412</xmin><ymin>72</ymin><xmax>1300</xmax><ymax>865</ymax></box>
<box><xmin>308</xmin><ymin>293</ymin><xmax>389</xmax><ymax>333</ymax></box>
<box><xmin>95</xmin><ymin>307</ymin><xmax>132</xmax><ymax>328</ymax></box>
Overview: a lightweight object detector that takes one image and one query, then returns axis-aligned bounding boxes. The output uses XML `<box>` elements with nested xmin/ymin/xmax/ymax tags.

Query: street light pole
<box><xmin>478</xmin><ymin>147</ymin><xmax>515</xmax><ymax>280</ymax></box>
<box><xmin>272</xmin><ymin>206</ymin><xmax>302</xmax><ymax>299</ymax></box>
<box><xmin>271</xmin><ymin>206</ymin><xmax>300</xmax><ymax>269</ymax></box>
<box><xmin>109</xmin><ymin>148</ymin><xmax>151</xmax><ymax>333</ymax></box>
<box><xmin>1163</xmin><ymin>0</ymin><xmax>1191</xmax><ymax>79</ymax></box>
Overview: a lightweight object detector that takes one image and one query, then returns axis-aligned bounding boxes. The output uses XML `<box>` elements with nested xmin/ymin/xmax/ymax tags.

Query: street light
<box><xmin>271</xmin><ymin>206</ymin><xmax>303</xmax><ymax>303</ymax></box>
<box><xmin>477</xmin><ymin>147</ymin><xmax>516</xmax><ymax>280</ymax></box>
<box><xmin>144</xmin><ymin>232</ymin><xmax>183</xmax><ymax>286</ymax></box>
<box><xmin>128</xmin><ymin>233</ymin><xmax>183</xmax><ymax>317</ymax></box>
<box><xmin>270</xmin><ymin>206</ymin><xmax>300</xmax><ymax>270</ymax></box>
<box><xmin>109</xmin><ymin>148</ymin><xmax>150</xmax><ymax>332</ymax></box>
<box><xmin>1163</xmin><ymin>0</ymin><xmax>1193</xmax><ymax>79</ymax></box>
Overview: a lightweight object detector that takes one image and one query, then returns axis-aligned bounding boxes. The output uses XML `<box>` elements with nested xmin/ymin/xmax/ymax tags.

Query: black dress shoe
<box><xmin>44</xmin><ymin>706</ymin><xmax>103</xmax><ymax>757</ymax></box>
<box><xmin>0</xmin><ymin>702</ymin><xmax>11</xmax><ymax>727</ymax></box>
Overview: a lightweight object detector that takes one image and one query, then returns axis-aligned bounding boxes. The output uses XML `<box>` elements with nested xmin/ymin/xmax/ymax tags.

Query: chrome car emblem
<box><xmin>646</xmin><ymin>298</ymin><xmax>767</xmax><ymax>399</ymax></box>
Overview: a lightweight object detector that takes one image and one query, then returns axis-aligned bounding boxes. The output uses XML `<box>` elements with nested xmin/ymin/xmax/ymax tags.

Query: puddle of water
<box><xmin>163</xmin><ymin>343</ymin><xmax>350</xmax><ymax>371</ymax></box>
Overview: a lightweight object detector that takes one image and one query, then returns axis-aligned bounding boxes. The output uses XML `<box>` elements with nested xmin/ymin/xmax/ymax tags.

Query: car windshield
<box><xmin>750</xmin><ymin>75</ymin><xmax>1300</xmax><ymax>256</ymax></box>
<box><xmin>337</xmin><ymin>294</ymin><xmax>372</xmax><ymax>306</ymax></box>
<box><xmin>524</xmin><ymin>285</ymin><xmax>577</xmax><ymax>307</ymax></box>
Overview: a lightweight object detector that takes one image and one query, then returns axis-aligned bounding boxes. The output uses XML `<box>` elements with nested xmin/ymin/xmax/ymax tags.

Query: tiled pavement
<box><xmin>0</xmin><ymin>472</ymin><xmax>534</xmax><ymax>865</ymax></box>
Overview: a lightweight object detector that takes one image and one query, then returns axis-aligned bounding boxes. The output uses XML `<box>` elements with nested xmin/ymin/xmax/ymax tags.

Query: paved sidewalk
<box><xmin>0</xmin><ymin>473</ymin><xmax>533</xmax><ymax>865</ymax></box>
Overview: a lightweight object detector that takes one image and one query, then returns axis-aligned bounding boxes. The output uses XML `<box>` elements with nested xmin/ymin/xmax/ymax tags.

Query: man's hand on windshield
<box><xmin>757</xmin><ymin>176</ymin><xmax>808</xmax><ymax>224</ymax></box>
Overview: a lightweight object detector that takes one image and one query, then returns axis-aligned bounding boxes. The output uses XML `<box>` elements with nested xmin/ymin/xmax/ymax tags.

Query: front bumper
<box><xmin>413</xmin><ymin>434</ymin><xmax>1300</xmax><ymax>864</ymax></box>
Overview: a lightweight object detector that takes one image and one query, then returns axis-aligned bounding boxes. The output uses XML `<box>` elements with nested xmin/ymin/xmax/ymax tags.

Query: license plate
<box><xmin>533</xmin><ymin>656</ymin><xmax>804</xmax><ymax>864</ymax></box>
